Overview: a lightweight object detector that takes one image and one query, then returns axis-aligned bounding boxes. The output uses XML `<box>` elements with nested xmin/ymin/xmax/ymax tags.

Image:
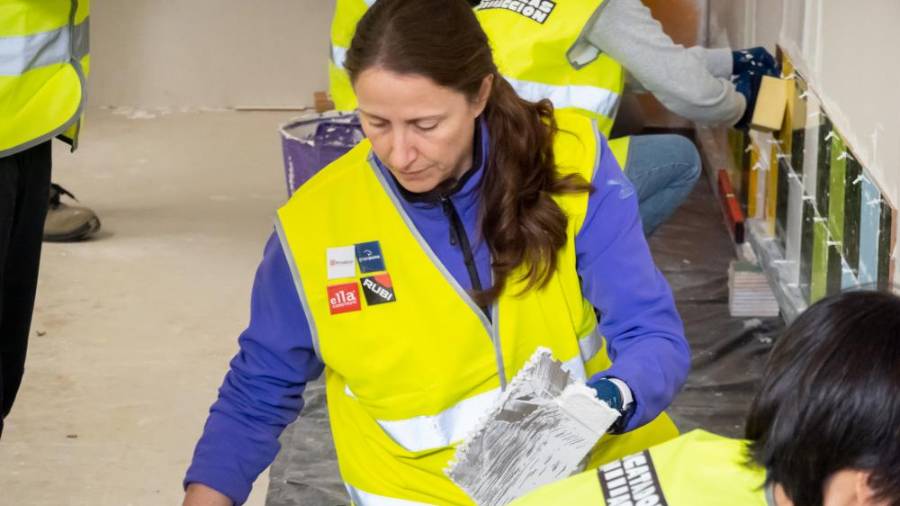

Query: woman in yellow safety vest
<box><xmin>184</xmin><ymin>1</ymin><xmax>689</xmax><ymax>504</ymax></box>
<box><xmin>329</xmin><ymin>0</ymin><xmax>778</xmax><ymax>237</ymax></box>
<box><xmin>511</xmin><ymin>290</ymin><xmax>900</xmax><ymax>506</ymax></box>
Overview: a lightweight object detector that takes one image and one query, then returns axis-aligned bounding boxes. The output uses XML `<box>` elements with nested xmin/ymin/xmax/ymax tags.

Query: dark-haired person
<box><xmin>329</xmin><ymin>0</ymin><xmax>777</xmax><ymax>235</ymax></box>
<box><xmin>183</xmin><ymin>1</ymin><xmax>689</xmax><ymax>504</ymax></box>
<box><xmin>510</xmin><ymin>289</ymin><xmax>900</xmax><ymax>506</ymax></box>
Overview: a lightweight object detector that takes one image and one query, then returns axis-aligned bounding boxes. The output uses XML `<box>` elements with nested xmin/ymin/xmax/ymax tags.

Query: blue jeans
<box><xmin>624</xmin><ymin>134</ymin><xmax>701</xmax><ymax>236</ymax></box>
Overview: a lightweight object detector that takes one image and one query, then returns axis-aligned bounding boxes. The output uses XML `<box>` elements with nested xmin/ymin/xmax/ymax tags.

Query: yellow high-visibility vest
<box><xmin>328</xmin><ymin>0</ymin><xmax>373</xmax><ymax>113</ymax></box>
<box><xmin>0</xmin><ymin>0</ymin><xmax>90</xmax><ymax>156</ymax></box>
<box><xmin>510</xmin><ymin>430</ymin><xmax>770</xmax><ymax>506</ymax></box>
<box><xmin>328</xmin><ymin>0</ymin><xmax>624</xmax><ymax>138</ymax></box>
<box><xmin>475</xmin><ymin>0</ymin><xmax>624</xmax><ymax>137</ymax></box>
<box><xmin>276</xmin><ymin>110</ymin><xmax>676</xmax><ymax>505</ymax></box>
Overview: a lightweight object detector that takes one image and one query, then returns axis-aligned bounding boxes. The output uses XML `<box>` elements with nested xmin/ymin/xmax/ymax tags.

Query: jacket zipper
<box><xmin>440</xmin><ymin>196</ymin><xmax>507</xmax><ymax>388</ymax></box>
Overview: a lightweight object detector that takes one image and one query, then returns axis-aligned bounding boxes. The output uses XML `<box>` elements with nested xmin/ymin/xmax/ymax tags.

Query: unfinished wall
<box><xmin>88</xmin><ymin>0</ymin><xmax>335</xmax><ymax>108</ymax></box>
<box><xmin>708</xmin><ymin>0</ymin><xmax>900</xmax><ymax>297</ymax></box>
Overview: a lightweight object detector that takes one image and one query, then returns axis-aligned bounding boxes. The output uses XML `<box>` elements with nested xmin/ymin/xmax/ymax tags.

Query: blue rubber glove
<box><xmin>587</xmin><ymin>377</ymin><xmax>632</xmax><ymax>433</ymax></box>
<box><xmin>732</xmin><ymin>47</ymin><xmax>780</xmax><ymax>77</ymax></box>
<box><xmin>732</xmin><ymin>70</ymin><xmax>764</xmax><ymax>129</ymax></box>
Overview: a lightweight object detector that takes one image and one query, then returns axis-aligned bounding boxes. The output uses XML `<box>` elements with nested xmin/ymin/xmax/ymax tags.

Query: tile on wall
<box><xmin>776</xmin><ymin>157</ymin><xmax>792</xmax><ymax>250</ymax></box>
<box><xmin>777</xmin><ymin>48</ymin><xmax>796</xmax><ymax>156</ymax></box>
<box><xmin>828</xmin><ymin>133</ymin><xmax>847</xmax><ymax>243</ymax></box>
<box><xmin>811</xmin><ymin>217</ymin><xmax>830</xmax><ymax>303</ymax></box>
<box><xmin>842</xmin><ymin>156</ymin><xmax>863</xmax><ymax>275</ymax></box>
<box><xmin>816</xmin><ymin>117</ymin><xmax>833</xmax><ymax>219</ymax></box>
<box><xmin>766</xmin><ymin>142</ymin><xmax>780</xmax><ymax>237</ymax></box>
<box><xmin>859</xmin><ymin>175</ymin><xmax>881</xmax><ymax>286</ymax></box>
<box><xmin>841</xmin><ymin>258</ymin><xmax>860</xmax><ymax>290</ymax></box>
<box><xmin>877</xmin><ymin>202</ymin><xmax>896</xmax><ymax>290</ymax></box>
<box><xmin>747</xmin><ymin>141</ymin><xmax>762</xmax><ymax>218</ymax></box>
<box><xmin>790</xmin><ymin>76</ymin><xmax>808</xmax><ymax>175</ymax></box>
<box><xmin>800</xmin><ymin>197</ymin><xmax>817</xmax><ymax>300</ymax></box>
<box><xmin>784</xmin><ymin>168</ymin><xmax>805</xmax><ymax>285</ymax></box>
<box><xmin>809</xmin><ymin>217</ymin><xmax>829</xmax><ymax>304</ymax></box>
<box><xmin>802</xmin><ymin>101</ymin><xmax>823</xmax><ymax>199</ymax></box>
<box><xmin>827</xmin><ymin>243</ymin><xmax>844</xmax><ymax>296</ymax></box>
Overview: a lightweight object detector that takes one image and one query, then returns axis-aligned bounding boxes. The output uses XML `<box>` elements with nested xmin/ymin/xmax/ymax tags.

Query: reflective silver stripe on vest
<box><xmin>579</xmin><ymin>327</ymin><xmax>604</xmax><ymax>363</ymax></box>
<box><xmin>504</xmin><ymin>75</ymin><xmax>619</xmax><ymax>119</ymax></box>
<box><xmin>274</xmin><ymin>217</ymin><xmax>323</xmax><ymax>360</ymax></box>
<box><xmin>345</xmin><ymin>484</ymin><xmax>430</xmax><ymax>506</ymax></box>
<box><xmin>0</xmin><ymin>18</ymin><xmax>89</xmax><ymax>76</ymax></box>
<box><xmin>375</xmin><ymin>387</ymin><xmax>501</xmax><ymax>452</ymax></box>
<box><xmin>368</xmin><ymin>330</ymin><xmax>602</xmax><ymax>453</ymax></box>
<box><xmin>331</xmin><ymin>44</ymin><xmax>348</xmax><ymax>68</ymax></box>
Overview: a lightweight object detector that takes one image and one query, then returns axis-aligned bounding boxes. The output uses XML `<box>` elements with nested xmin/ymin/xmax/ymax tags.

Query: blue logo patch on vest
<box><xmin>361</xmin><ymin>274</ymin><xmax>396</xmax><ymax>306</ymax></box>
<box><xmin>355</xmin><ymin>241</ymin><xmax>386</xmax><ymax>273</ymax></box>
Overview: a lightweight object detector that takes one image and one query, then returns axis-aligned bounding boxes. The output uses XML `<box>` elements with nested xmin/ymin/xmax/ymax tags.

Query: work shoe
<box><xmin>43</xmin><ymin>183</ymin><xmax>101</xmax><ymax>242</ymax></box>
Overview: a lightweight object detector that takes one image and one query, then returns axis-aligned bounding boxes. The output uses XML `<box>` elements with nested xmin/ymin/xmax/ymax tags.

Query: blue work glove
<box><xmin>732</xmin><ymin>47</ymin><xmax>779</xmax><ymax>78</ymax></box>
<box><xmin>733</xmin><ymin>70</ymin><xmax>764</xmax><ymax>129</ymax></box>
<box><xmin>587</xmin><ymin>377</ymin><xmax>632</xmax><ymax>433</ymax></box>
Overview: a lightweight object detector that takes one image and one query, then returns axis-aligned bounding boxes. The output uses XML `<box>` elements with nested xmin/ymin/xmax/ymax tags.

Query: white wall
<box><xmin>88</xmin><ymin>0</ymin><xmax>335</xmax><ymax>108</ymax></box>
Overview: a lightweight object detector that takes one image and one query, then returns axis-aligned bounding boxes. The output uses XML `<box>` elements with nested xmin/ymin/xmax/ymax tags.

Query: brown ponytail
<box><xmin>345</xmin><ymin>0</ymin><xmax>592</xmax><ymax>304</ymax></box>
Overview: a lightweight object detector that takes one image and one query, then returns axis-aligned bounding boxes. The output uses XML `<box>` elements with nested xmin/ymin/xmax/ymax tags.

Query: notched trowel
<box><xmin>445</xmin><ymin>347</ymin><xmax>619</xmax><ymax>506</ymax></box>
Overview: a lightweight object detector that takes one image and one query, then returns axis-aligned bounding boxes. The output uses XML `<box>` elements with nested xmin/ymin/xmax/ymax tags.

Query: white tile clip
<box><xmin>799</xmin><ymin>91</ymin><xmax>809</xmax><ymax>99</ymax></box>
<box><xmin>837</xmin><ymin>151</ymin><xmax>853</xmax><ymax>161</ymax></box>
<box><xmin>825</xmin><ymin>131</ymin><xmax>837</xmax><ymax>141</ymax></box>
<box><xmin>852</xmin><ymin>175</ymin><xmax>865</xmax><ymax>185</ymax></box>
<box><xmin>867</xmin><ymin>197</ymin><xmax>882</xmax><ymax>207</ymax></box>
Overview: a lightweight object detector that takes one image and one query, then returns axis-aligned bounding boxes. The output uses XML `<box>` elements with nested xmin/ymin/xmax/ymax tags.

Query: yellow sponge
<box><xmin>751</xmin><ymin>76</ymin><xmax>789</xmax><ymax>132</ymax></box>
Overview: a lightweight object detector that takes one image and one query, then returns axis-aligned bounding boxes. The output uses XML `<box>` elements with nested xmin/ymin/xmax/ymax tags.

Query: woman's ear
<box><xmin>472</xmin><ymin>74</ymin><xmax>494</xmax><ymax>117</ymax></box>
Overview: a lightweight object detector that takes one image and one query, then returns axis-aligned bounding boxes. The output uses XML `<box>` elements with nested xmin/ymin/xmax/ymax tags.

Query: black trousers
<box><xmin>0</xmin><ymin>142</ymin><xmax>51</xmax><ymax>438</ymax></box>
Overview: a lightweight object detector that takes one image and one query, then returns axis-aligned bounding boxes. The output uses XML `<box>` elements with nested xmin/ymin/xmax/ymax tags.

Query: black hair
<box><xmin>746</xmin><ymin>290</ymin><xmax>900</xmax><ymax>506</ymax></box>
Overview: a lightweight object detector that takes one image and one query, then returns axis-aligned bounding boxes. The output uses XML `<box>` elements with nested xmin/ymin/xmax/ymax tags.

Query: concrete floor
<box><xmin>0</xmin><ymin>107</ymin><xmax>301</xmax><ymax>505</ymax></box>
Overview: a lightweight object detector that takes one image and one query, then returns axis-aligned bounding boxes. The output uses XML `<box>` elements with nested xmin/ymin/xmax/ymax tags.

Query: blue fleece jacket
<box><xmin>184</xmin><ymin>124</ymin><xmax>689</xmax><ymax>505</ymax></box>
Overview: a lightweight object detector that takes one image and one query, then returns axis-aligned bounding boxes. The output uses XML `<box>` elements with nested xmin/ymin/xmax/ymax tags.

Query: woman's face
<box><xmin>354</xmin><ymin>67</ymin><xmax>491</xmax><ymax>193</ymax></box>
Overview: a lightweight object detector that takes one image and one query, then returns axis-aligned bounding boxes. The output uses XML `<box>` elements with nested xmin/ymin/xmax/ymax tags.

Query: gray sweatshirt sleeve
<box><xmin>580</xmin><ymin>0</ymin><xmax>745</xmax><ymax>126</ymax></box>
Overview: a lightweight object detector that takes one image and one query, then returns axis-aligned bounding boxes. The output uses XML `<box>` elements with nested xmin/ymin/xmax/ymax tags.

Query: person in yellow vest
<box><xmin>511</xmin><ymin>289</ymin><xmax>900</xmax><ymax>506</ymax></box>
<box><xmin>0</xmin><ymin>0</ymin><xmax>90</xmax><ymax>438</ymax></box>
<box><xmin>183</xmin><ymin>1</ymin><xmax>691</xmax><ymax>504</ymax></box>
<box><xmin>328</xmin><ymin>0</ymin><xmax>777</xmax><ymax>235</ymax></box>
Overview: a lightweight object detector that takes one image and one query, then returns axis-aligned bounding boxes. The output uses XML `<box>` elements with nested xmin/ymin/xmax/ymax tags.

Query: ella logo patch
<box><xmin>355</xmin><ymin>241</ymin><xmax>386</xmax><ymax>273</ymax></box>
<box><xmin>326</xmin><ymin>245</ymin><xmax>356</xmax><ymax>280</ymax></box>
<box><xmin>361</xmin><ymin>274</ymin><xmax>396</xmax><ymax>306</ymax></box>
<box><xmin>327</xmin><ymin>282</ymin><xmax>361</xmax><ymax>314</ymax></box>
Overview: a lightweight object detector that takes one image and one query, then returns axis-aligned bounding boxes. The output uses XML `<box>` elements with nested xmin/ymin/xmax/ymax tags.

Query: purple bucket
<box><xmin>280</xmin><ymin>112</ymin><xmax>365</xmax><ymax>196</ymax></box>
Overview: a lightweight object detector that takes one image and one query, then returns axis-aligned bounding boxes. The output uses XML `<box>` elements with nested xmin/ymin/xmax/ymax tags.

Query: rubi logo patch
<box><xmin>327</xmin><ymin>282</ymin><xmax>361</xmax><ymax>314</ymax></box>
<box><xmin>361</xmin><ymin>274</ymin><xmax>396</xmax><ymax>306</ymax></box>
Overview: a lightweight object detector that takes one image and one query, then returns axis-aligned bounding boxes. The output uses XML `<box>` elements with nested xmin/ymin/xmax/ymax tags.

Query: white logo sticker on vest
<box><xmin>597</xmin><ymin>451</ymin><xmax>669</xmax><ymax>506</ymax></box>
<box><xmin>361</xmin><ymin>274</ymin><xmax>396</xmax><ymax>306</ymax></box>
<box><xmin>326</xmin><ymin>245</ymin><xmax>356</xmax><ymax>280</ymax></box>
<box><xmin>477</xmin><ymin>0</ymin><xmax>556</xmax><ymax>24</ymax></box>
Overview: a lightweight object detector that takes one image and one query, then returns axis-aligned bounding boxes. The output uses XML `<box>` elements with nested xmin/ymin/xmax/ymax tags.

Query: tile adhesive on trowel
<box><xmin>446</xmin><ymin>348</ymin><xmax>619</xmax><ymax>506</ymax></box>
